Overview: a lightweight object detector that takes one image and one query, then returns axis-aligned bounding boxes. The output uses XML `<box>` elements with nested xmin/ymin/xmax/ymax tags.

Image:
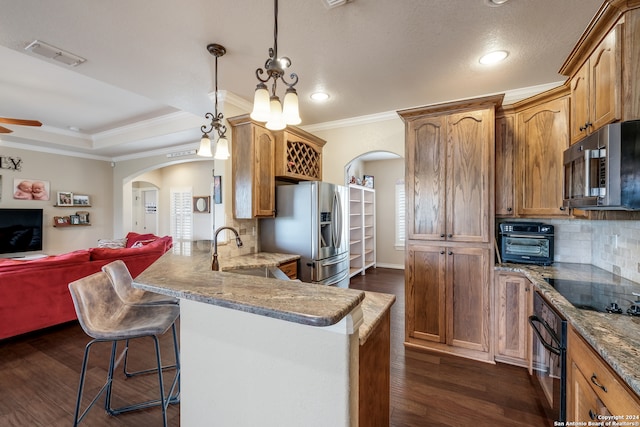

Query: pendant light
<box><xmin>250</xmin><ymin>0</ymin><xmax>301</xmax><ymax>130</ymax></box>
<box><xmin>199</xmin><ymin>43</ymin><xmax>230</xmax><ymax>159</ymax></box>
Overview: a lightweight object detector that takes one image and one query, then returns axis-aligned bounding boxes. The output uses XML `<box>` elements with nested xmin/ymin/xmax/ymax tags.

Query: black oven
<box><xmin>529</xmin><ymin>291</ymin><xmax>567</xmax><ymax>424</ymax></box>
<box><xmin>499</xmin><ymin>222</ymin><xmax>554</xmax><ymax>265</ymax></box>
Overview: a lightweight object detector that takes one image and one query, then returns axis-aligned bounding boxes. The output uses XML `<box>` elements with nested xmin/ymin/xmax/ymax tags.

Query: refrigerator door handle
<box><xmin>322</xmin><ymin>271</ymin><xmax>349</xmax><ymax>286</ymax></box>
<box><xmin>332</xmin><ymin>191</ymin><xmax>342</xmax><ymax>249</ymax></box>
<box><xmin>321</xmin><ymin>253</ymin><xmax>348</xmax><ymax>267</ymax></box>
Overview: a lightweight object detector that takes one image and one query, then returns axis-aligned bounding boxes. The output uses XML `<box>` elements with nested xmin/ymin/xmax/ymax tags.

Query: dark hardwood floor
<box><xmin>0</xmin><ymin>267</ymin><xmax>549</xmax><ymax>426</ymax></box>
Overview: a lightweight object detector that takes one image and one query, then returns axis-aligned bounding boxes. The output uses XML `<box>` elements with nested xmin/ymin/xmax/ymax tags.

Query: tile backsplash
<box><xmin>512</xmin><ymin>219</ymin><xmax>640</xmax><ymax>283</ymax></box>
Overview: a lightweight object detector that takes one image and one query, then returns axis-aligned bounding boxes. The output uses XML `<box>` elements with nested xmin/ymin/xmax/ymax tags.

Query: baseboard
<box><xmin>374</xmin><ymin>263</ymin><xmax>404</xmax><ymax>270</ymax></box>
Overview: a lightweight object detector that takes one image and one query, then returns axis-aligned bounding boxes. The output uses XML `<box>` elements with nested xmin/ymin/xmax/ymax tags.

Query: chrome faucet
<box><xmin>211</xmin><ymin>226</ymin><xmax>243</xmax><ymax>271</ymax></box>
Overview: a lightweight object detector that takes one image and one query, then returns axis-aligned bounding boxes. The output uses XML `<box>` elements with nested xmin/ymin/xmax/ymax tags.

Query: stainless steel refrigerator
<box><xmin>259</xmin><ymin>181</ymin><xmax>350</xmax><ymax>287</ymax></box>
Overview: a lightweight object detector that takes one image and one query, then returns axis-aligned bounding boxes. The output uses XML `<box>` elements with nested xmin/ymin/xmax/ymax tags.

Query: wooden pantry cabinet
<box><xmin>398</xmin><ymin>94</ymin><xmax>501</xmax><ymax>363</ymax></box>
<box><xmin>405</xmin><ymin>244</ymin><xmax>492</xmax><ymax>361</ymax></box>
<box><xmin>567</xmin><ymin>325</ymin><xmax>640</xmax><ymax>422</ymax></box>
<box><xmin>494</xmin><ymin>273</ymin><xmax>532</xmax><ymax>367</ymax></box>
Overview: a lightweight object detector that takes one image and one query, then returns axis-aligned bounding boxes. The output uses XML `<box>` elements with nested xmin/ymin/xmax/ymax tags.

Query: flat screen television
<box><xmin>0</xmin><ymin>208</ymin><xmax>44</xmax><ymax>255</ymax></box>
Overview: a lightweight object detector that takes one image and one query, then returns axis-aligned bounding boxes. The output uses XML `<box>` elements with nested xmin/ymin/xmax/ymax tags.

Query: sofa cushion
<box><xmin>89</xmin><ymin>239</ymin><xmax>167</xmax><ymax>261</ymax></box>
<box><xmin>125</xmin><ymin>232</ymin><xmax>157</xmax><ymax>248</ymax></box>
<box><xmin>0</xmin><ymin>250</ymin><xmax>91</xmax><ymax>273</ymax></box>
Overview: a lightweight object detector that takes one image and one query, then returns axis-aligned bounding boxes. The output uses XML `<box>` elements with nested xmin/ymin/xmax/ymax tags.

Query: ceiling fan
<box><xmin>0</xmin><ymin>117</ymin><xmax>42</xmax><ymax>134</ymax></box>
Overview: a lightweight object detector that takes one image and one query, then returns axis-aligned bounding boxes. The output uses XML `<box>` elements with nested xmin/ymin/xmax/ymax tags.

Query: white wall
<box><xmin>361</xmin><ymin>158</ymin><xmax>405</xmax><ymax>269</ymax></box>
<box><xmin>310</xmin><ymin>117</ymin><xmax>405</xmax><ymax>185</ymax></box>
<box><xmin>0</xmin><ymin>146</ymin><xmax>113</xmax><ymax>255</ymax></box>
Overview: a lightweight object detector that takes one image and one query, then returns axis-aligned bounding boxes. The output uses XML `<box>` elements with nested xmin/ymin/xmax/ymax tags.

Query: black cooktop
<box><xmin>544</xmin><ymin>278</ymin><xmax>640</xmax><ymax>316</ymax></box>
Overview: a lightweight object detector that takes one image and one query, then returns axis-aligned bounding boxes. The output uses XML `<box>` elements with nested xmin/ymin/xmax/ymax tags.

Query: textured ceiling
<box><xmin>0</xmin><ymin>0</ymin><xmax>604</xmax><ymax>158</ymax></box>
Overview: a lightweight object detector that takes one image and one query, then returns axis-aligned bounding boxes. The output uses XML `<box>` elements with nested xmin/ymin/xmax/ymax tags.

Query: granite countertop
<box><xmin>496</xmin><ymin>262</ymin><xmax>640</xmax><ymax>397</ymax></box>
<box><xmin>359</xmin><ymin>291</ymin><xmax>396</xmax><ymax>346</ymax></box>
<box><xmin>218</xmin><ymin>252</ymin><xmax>300</xmax><ymax>271</ymax></box>
<box><xmin>133</xmin><ymin>243</ymin><xmax>365</xmax><ymax>328</ymax></box>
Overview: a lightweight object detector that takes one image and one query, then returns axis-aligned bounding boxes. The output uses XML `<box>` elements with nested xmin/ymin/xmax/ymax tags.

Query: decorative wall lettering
<box><xmin>0</xmin><ymin>156</ymin><xmax>23</xmax><ymax>171</ymax></box>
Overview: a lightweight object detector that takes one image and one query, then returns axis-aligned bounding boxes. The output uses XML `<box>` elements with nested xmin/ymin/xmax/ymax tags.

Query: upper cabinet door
<box><xmin>406</xmin><ymin>116</ymin><xmax>446</xmax><ymax>241</ymax></box>
<box><xmin>570</xmin><ymin>64</ymin><xmax>590</xmax><ymax>145</ymax></box>
<box><xmin>253</xmin><ymin>126</ymin><xmax>276</xmax><ymax>217</ymax></box>
<box><xmin>516</xmin><ymin>96</ymin><xmax>570</xmax><ymax>217</ymax></box>
<box><xmin>446</xmin><ymin>109</ymin><xmax>492</xmax><ymax>243</ymax></box>
<box><xmin>570</xmin><ymin>23</ymin><xmax>622</xmax><ymax>145</ymax></box>
<box><xmin>589</xmin><ymin>24</ymin><xmax>622</xmax><ymax>132</ymax></box>
<box><xmin>495</xmin><ymin>114</ymin><xmax>515</xmax><ymax>217</ymax></box>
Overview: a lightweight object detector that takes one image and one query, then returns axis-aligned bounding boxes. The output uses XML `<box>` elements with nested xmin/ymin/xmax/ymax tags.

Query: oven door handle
<box><xmin>504</xmin><ymin>234</ymin><xmax>550</xmax><ymax>239</ymax></box>
<box><xmin>528</xmin><ymin>315</ymin><xmax>562</xmax><ymax>356</ymax></box>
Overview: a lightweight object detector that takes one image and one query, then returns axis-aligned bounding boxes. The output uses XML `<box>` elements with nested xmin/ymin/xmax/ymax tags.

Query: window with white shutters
<box><xmin>170</xmin><ymin>188</ymin><xmax>193</xmax><ymax>254</ymax></box>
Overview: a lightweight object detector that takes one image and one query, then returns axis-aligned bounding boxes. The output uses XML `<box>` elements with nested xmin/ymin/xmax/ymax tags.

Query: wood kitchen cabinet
<box><xmin>228</xmin><ymin>115</ymin><xmax>276</xmax><ymax>219</ymax></box>
<box><xmin>400</xmin><ymin>96</ymin><xmax>499</xmax><ymax>244</ymax></box>
<box><xmin>569</xmin><ymin>24</ymin><xmax>622</xmax><ymax>145</ymax></box>
<box><xmin>495</xmin><ymin>111</ymin><xmax>515</xmax><ymax>217</ymax></box>
<box><xmin>515</xmin><ymin>95</ymin><xmax>570</xmax><ymax>217</ymax></box>
<box><xmin>399</xmin><ymin>95</ymin><xmax>499</xmax><ymax>363</ymax></box>
<box><xmin>495</xmin><ymin>273</ymin><xmax>531</xmax><ymax>367</ymax></box>
<box><xmin>567</xmin><ymin>325</ymin><xmax>640</xmax><ymax>422</ymax></box>
<box><xmin>274</xmin><ymin>127</ymin><xmax>325</xmax><ymax>182</ymax></box>
<box><xmin>405</xmin><ymin>244</ymin><xmax>492</xmax><ymax>362</ymax></box>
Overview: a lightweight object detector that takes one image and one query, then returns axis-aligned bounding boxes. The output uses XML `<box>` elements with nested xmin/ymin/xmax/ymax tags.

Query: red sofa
<box><xmin>0</xmin><ymin>232</ymin><xmax>172</xmax><ymax>340</ymax></box>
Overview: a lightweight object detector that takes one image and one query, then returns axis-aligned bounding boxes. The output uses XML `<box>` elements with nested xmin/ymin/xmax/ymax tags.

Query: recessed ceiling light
<box><xmin>310</xmin><ymin>92</ymin><xmax>330</xmax><ymax>101</ymax></box>
<box><xmin>479</xmin><ymin>50</ymin><xmax>509</xmax><ymax>65</ymax></box>
<box><xmin>68</xmin><ymin>126</ymin><xmax>81</xmax><ymax>132</ymax></box>
<box><xmin>484</xmin><ymin>0</ymin><xmax>509</xmax><ymax>6</ymax></box>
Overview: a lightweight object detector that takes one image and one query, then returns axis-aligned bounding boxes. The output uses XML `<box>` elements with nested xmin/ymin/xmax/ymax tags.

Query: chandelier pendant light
<box><xmin>250</xmin><ymin>0</ymin><xmax>301</xmax><ymax>130</ymax></box>
<box><xmin>198</xmin><ymin>43</ymin><xmax>230</xmax><ymax>159</ymax></box>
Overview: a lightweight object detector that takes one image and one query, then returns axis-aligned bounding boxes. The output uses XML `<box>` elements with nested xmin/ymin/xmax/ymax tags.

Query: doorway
<box><xmin>132</xmin><ymin>185</ymin><xmax>159</xmax><ymax>235</ymax></box>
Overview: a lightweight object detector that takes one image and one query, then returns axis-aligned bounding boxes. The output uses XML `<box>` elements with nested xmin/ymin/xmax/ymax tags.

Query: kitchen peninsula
<box><xmin>133</xmin><ymin>242</ymin><xmax>394</xmax><ymax>427</ymax></box>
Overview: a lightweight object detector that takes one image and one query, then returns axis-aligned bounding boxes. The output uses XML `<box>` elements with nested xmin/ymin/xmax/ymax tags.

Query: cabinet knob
<box><xmin>440</xmin><ymin>250</ymin><xmax>445</xmax><ymax>255</ymax></box>
<box><xmin>590</xmin><ymin>374</ymin><xmax>607</xmax><ymax>392</ymax></box>
<box><xmin>440</xmin><ymin>234</ymin><xmax>445</xmax><ymax>238</ymax></box>
<box><xmin>589</xmin><ymin>409</ymin><xmax>596</xmax><ymax>420</ymax></box>
<box><xmin>447</xmin><ymin>234</ymin><xmax>453</xmax><ymax>238</ymax></box>
<box><xmin>448</xmin><ymin>251</ymin><xmax>453</xmax><ymax>255</ymax></box>
<box><xmin>507</xmin><ymin>207</ymin><xmax>513</xmax><ymax>212</ymax></box>
<box><xmin>559</xmin><ymin>206</ymin><xmax>566</xmax><ymax>211</ymax></box>
<box><xmin>586</xmin><ymin>121</ymin><xmax>593</xmax><ymax>128</ymax></box>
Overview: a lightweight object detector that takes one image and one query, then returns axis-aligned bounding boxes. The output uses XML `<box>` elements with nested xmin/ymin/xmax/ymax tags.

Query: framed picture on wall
<box><xmin>13</xmin><ymin>178</ymin><xmax>51</xmax><ymax>201</ymax></box>
<box><xmin>57</xmin><ymin>191</ymin><xmax>73</xmax><ymax>206</ymax></box>
<box><xmin>363</xmin><ymin>175</ymin><xmax>374</xmax><ymax>188</ymax></box>
<box><xmin>214</xmin><ymin>175</ymin><xmax>222</xmax><ymax>204</ymax></box>
<box><xmin>72</xmin><ymin>194</ymin><xmax>90</xmax><ymax>205</ymax></box>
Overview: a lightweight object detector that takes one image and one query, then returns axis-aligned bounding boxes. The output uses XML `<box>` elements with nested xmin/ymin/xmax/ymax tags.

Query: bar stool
<box><xmin>102</xmin><ymin>260</ymin><xmax>179</xmax><ymax>377</ymax></box>
<box><xmin>102</xmin><ymin>259</ymin><xmax>179</xmax><ymax>306</ymax></box>
<box><xmin>68</xmin><ymin>271</ymin><xmax>180</xmax><ymax>427</ymax></box>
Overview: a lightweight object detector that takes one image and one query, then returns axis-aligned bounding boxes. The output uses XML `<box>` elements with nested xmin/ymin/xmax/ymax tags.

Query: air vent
<box><xmin>24</xmin><ymin>40</ymin><xmax>86</xmax><ymax>67</ymax></box>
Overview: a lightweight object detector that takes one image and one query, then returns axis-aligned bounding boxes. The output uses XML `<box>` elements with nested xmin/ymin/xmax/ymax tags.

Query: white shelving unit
<box><xmin>349</xmin><ymin>184</ymin><xmax>376</xmax><ymax>277</ymax></box>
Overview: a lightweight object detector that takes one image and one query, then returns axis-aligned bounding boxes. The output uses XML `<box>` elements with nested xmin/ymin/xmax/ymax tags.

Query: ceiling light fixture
<box><xmin>24</xmin><ymin>40</ymin><xmax>86</xmax><ymax>67</ymax></box>
<box><xmin>310</xmin><ymin>92</ymin><xmax>330</xmax><ymax>102</ymax></box>
<box><xmin>199</xmin><ymin>43</ymin><xmax>230</xmax><ymax>159</ymax></box>
<box><xmin>484</xmin><ymin>0</ymin><xmax>509</xmax><ymax>6</ymax></box>
<box><xmin>250</xmin><ymin>0</ymin><xmax>301</xmax><ymax>131</ymax></box>
<box><xmin>479</xmin><ymin>50</ymin><xmax>509</xmax><ymax>65</ymax></box>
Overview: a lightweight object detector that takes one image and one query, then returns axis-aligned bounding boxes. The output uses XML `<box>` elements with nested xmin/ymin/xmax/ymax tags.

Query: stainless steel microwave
<box><xmin>563</xmin><ymin>120</ymin><xmax>640</xmax><ymax>210</ymax></box>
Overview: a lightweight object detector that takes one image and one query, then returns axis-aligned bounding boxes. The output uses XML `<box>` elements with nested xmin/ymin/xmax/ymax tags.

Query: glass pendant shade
<box><xmin>266</xmin><ymin>96</ymin><xmax>286</xmax><ymax>131</ymax></box>
<box><xmin>197</xmin><ymin>135</ymin><xmax>213</xmax><ymax>157</ymax></box>
<box><xmin>282</xmin><ymin>88</ymin><xmax>301</xmax><ymax>125</ymax></box>
<box><xmin>250</xmin><ymin>83</ymin><xmax>271</xmax><ymax>122</ymax></box>
<box><xmin>214</xmin><ymin>136</ymin><xmax>230</xmax><ymax>159</ymax></box>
